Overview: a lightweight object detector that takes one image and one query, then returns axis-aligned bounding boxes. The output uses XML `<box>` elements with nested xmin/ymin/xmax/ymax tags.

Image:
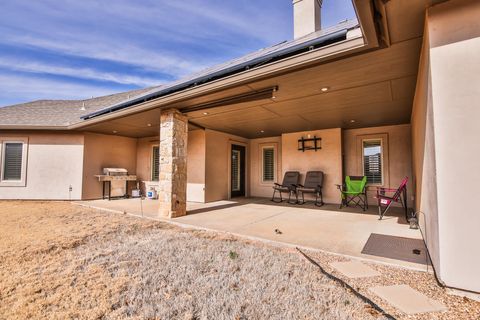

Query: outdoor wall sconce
<box><xmin>297</xmin><ymin>135</ymin><xmax>322</xmax><ymax>152</ymax></box>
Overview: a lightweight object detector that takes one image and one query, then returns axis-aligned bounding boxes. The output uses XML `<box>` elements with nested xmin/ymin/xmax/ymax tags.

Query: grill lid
<box><xmin>103</xmin><ymin>168</ymin><xmax>128</xmax><ymax>176</ymax></box>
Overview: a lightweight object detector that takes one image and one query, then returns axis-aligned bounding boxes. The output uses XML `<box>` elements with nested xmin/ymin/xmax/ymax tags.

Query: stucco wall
<box><xmin>186</xmin><ymin>130</ymin><xmax>206</xmax><ymax>202</ymax></box>
<box><xmin>135</xmin><ymin>130</ymin><xmax>206</xmax><ymax>202</ymax></box>
<box><xmin>205</xmin><ymin>129</ymin><xmax>248</xmax><ymax>202</ymax></box>
<box><xmin>343</xmin><ymin>124</ymin><xmax>413</xmax><ymax>207</ymax></box>
<box><xmin>0</xmin><ymin>131</ymin><xmax>84</xmax><ymax>200</ymax></box>
<box><xmin>249</xmin><ymin>136</ymin><xmax>282</xmax><ymax>198</ymax></box>
<box><xmin>82</xmin><ymin>133</ymin><xmax>138</xmax><ymax>200</ymax></box>
<box><xmin>426</xmin><ymin>0</ymin><xmax>480</xmax><ymax>293</ymax></box>
<box><xmin>136</xmin><ymin>136</ymin><xmax>157</xmax><ymax>187</ymax></box>
<box><xmin>281</xmin><ymin>128</ymin><xmax>342</xmax><ymax>204</ymax></box>
<box><xmin>411</xmin><ymin>17</ymin><xmax>441</xmax><ymax>277</ymax></box>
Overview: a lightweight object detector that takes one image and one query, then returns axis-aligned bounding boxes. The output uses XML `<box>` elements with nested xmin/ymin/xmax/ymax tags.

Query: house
<box><xmin>0</xmin><ymin>0</ymin><xmax>479</xmax><ymax>294</ymax></box>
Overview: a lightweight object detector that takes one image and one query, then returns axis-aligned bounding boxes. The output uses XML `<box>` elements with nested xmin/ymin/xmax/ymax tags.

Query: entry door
<box><xmin>231</xmin><ymin>144</ymin><xmax>246</xmax><ymax>198</ymax></box>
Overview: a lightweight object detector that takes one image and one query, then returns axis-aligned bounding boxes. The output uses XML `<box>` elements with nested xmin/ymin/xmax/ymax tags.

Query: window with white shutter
<box><xmin>152</xmin><ymin>146</ymin><xmax>159</xmax><ymax>181</ymax></box>
<box><xmin>3</xmin><ymin>143</ymin><xmax>23</xmax><ymax>180</ymax></box>
<box><xmin>362</xmin><ymin>139</ymin><xmax>383</xmax><ymax>185</ymax></box>
<box><xmin>0</xmin><ymin>138</ymin><xmax>28</xmax><ymax>186</ymax></box>
<box><xmin>262</xmin><ymin>146</ymin><xmax>275</xmax><ymax>183</ymax></box>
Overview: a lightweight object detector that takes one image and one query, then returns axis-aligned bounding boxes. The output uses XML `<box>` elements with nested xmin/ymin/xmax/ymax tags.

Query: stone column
<box><xmin>158</xmin><ymin>108</ymin><xmax>188</xmax><ymax>218</ymax></box>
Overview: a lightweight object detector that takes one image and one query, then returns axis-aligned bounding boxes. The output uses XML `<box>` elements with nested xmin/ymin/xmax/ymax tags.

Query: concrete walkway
<box><xmin>76</xmin><ymin>197</ymin><xmax>425</xmax><ymax>269</ymax></box>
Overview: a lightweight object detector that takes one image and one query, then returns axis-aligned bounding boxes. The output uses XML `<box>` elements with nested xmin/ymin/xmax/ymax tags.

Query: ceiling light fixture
<box><xmin>320</xmin><ymin>87</ymin><xmax>329</xmax><ymax>92</ymax></box>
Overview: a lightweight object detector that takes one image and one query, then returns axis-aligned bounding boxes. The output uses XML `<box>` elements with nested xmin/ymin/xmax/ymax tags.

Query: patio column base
<box><xmin>158</xmin><ymin>108</ymin><xmax>188</xmax><ymax>218</ymax></box>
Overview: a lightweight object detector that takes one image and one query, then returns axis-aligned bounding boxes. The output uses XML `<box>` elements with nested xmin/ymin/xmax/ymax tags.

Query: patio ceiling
<box><xmin>182</xmin><ymin>0</ymin><xmax>430</xmax><ymax>138</ymax></box>
<box><xmin>80</xmin><ymin>0</ymin><xmax>430</xmax><ymax>139</ymax></box>
<box><xmin>186</xmin><ymin>39</ymin><xmax>420</xmax><ymax>138</ymax></box>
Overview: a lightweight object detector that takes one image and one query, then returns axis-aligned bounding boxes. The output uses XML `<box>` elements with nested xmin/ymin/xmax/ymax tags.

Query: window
<box><xmin>152</xmin><ymin>146</ymin><xmax>159</xmax><ymax>181</ymax></box>
<box><xmin>363</xmin><ymin>139</ymin><xmax>383</xmax><ymax>185</ymax></box>
<box><xmin>232</xmin><ymin>149</ymin><xmax>241</xmax><ymax>191</ymax></box>
<box><xmin>0</xmin><ymin>138</ymin><xmax>28</xmax><ymax>187</ymax></box>
<box><xmin>262</xmin><ymin>146</ymin><xmax>275</xmax><ymax>183</ymax></box>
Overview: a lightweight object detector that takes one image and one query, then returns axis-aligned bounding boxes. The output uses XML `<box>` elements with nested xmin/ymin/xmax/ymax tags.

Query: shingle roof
<box><xmin>0</xmin><ymin>87</ymin><xmax>159</xmax><ymax>127</ymax></box>
<box><xmin>0</xmin><ymin>19</ymin><xmax>359</xmax><ymax>128</ymax></box>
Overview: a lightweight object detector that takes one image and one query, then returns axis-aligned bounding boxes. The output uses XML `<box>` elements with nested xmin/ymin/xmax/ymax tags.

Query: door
<box><xmin>231</xmin><ymin>144</ymin><xmax>246</xmax><ymax>198</ymax></box>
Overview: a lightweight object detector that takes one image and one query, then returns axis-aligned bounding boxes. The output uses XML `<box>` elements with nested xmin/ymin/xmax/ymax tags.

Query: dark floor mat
<box><xmin>361</xmin><ymin>233</ymin><xmax>431</xmax><ymax>265</ymax></box>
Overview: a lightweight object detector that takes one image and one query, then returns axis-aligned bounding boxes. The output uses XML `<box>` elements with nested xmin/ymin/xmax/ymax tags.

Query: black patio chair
<box><xmin>271</xmin><ymin>171</ymin><xmax>300</xmax><ymax>204</ymax></box>
<box><xmin>296</xmin><ymin>171</ymin><xmax>324</xmax><ymax>206</ymax></box>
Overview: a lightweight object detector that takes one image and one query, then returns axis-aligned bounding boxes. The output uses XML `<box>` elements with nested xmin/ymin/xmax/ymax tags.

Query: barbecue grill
<box><xmin>95</xmin><ymin>168</ymin><xmax>137</xmax><ymax>200</ymax></box>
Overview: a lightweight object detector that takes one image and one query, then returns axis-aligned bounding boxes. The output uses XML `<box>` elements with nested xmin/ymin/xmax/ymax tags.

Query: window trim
<box><xmin>260</xmin><ymin>144</ymin><xmax>277</xmax><ymax>184</ymax></box>
<box><xmin>361</xmin><ymin>137</ymin><xmax>385</xmax><ymax>186</ymax></box>
<box><xmin>0</xmin><ymin>137</ymin><xmax>28</xmax><ymax>187</ymax></box>
<box><xmin>151</xmin><ymin>144</ymin><xmax>159</xmax><ymax>181</ymax></box>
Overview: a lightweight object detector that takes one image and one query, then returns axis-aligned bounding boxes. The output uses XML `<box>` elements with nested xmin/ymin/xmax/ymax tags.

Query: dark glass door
<box><xmin>231</xmin><ymin>144</ymin><xmax>246</xmax><ymax>197</ymax></box>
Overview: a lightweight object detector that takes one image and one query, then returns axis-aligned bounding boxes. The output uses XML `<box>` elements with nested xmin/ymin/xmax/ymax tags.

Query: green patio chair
<box><xmin>336</xmin><ymin>176</ymin><xmax>368</xmax><ymax>211</ymax></box>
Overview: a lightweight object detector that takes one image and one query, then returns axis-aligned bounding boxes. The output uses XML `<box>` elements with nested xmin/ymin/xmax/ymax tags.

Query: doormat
<box><xmin>361</xmin><ymin>233</ymin><xmax>431</xmax><ymax>265</ymax></box>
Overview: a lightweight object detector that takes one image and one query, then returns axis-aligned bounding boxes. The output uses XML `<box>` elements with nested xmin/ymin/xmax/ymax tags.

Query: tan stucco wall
<box><xmin>281</xmin><ymin>128</ymin><xmax>342</xmax><ymax>204</ymax></box>
<box><xmin>82</xmin><ymin>133</ymin><xmax>138</xmax><ymax>200</ymax></box>
<box><xmin>343</xmin><ymin>124</ymin><xmax>413</xmax><ymax>207</ymax></box>
<box><xmin>205</xmin><ymin>129</ymin><xmax>248</xmax><ymax>202</ymax></box>
<box><xmin>411</xmin><ymin>16</ymin><xmax>441</xmax><ymax>276</ymax></box>
<box><xmin>412</xmin><ymin>0</ymin><xmax>480</xmax><ymax>293</ymax></box>
<box><xmin>136</xmin><ymin>130</ymin><xmax>206</xmax><ymax>202</ymax></box>
<box><xmin>249</xmin><ymin>136</ymin><xmax>282</xmax><ymax>198</ymax></box>
<box><xmin>136</xmin><ymin>136</ymin><xmax>157</xmax><ymax>187</ymax></box>
<box><xmin>428</xmin><ymin>0</ymin><xmax>480</xmax><ymax>293</ymax></box>
<box><xmin>186</xmin><ymin>130</ymin><xmax>206</xmax><ymax>202</ymax></box>
<box><xmin>0</xmin><ymin>131</ymin><xmax>84</xmax><ymax>200</ymax></box>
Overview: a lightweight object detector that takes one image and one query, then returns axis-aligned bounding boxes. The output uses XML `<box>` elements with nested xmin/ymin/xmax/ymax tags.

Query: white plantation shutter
<box><xmin>262</xmin><ymin>147</ymin><xmax>275</xmax><ymax>182</ymax></box>
<box><xmin>3</xmin><ymin>143</ymin><xmax>23</xmax><ymax>180</ymax></box>
<box><xmin>232</xmin><ymin>150</ymin><xmax>241</xmax><ymax>191</ymax></box>
<box><xmin>363</xmin><ymin>140</ymin><xmax>382</xmax><ymax>184</ymax></box>
<box><xmin>152</xmin><ymin>146</ymin><xmax>159</xmax><ymax>181</ymax></box>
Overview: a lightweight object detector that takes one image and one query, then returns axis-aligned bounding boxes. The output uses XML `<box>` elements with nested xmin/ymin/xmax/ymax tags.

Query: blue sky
<box><xmin>0</xmin><ymin>0</ymin><xmax>355</xmax><ymax>107</ymax></box>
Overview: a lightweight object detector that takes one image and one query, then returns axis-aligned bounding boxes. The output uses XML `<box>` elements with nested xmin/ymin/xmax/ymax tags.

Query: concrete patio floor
<box><xmin>76</xmin><ymin>197</ymin><xmax>426</xmax><ymax>270</ymax></box>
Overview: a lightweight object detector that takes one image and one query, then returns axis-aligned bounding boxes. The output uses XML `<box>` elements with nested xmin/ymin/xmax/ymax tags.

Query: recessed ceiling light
<box><xmin>321</xmin><ymin>87</ymin><xmax>329</xmax><ymax>92</ymax></box>
<box><xmin>203</xmin><ymin>112</ymin><xmax>209</xmax><ymax>115</ymax></box>
<box><xmin>147</xmin><ymin>123</ymin><xmax>152</xmax><ymax>127</ymax></box>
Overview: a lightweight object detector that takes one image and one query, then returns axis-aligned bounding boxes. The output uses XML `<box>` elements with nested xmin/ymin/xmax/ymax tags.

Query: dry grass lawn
<box><xmin>0</xmin><ymin>201</ymin><xmax>384</xmax><ymax>320</ymax></box>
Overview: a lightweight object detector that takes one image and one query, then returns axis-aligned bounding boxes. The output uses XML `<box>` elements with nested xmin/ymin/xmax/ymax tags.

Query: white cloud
<box><xmin>0</xmin><ymin>57</ymin><xmax>164</xmax><ymax>87</ymax></box>
<box><xmin>0</xmin><ymin>74</ymin><xmax>123</xmax><ymax>105</ymax></box>
<box><xmin>2</xmin><ymin>32</ymin><xmax>203</xmax><ymax>78</ymax></box>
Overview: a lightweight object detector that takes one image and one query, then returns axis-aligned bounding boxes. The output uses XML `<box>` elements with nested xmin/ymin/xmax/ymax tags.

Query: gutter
<box><xmin>81</xmin><ymin>28</ymin><xmax>350</xmax><ymax>120</ymax></box>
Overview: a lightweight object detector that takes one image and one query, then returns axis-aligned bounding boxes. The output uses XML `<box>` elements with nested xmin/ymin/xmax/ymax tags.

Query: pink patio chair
<box><xmin>376</xmin><ymin>177</ymin><xmax>409</xmax><ymax>220</ymax></box>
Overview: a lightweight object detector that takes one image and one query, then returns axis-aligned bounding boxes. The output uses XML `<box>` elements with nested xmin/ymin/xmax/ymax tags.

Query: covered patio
<box><xmin>76</xmin><ymin>197</ymin><xmax>426</xmax><ymax>270</ymax></box>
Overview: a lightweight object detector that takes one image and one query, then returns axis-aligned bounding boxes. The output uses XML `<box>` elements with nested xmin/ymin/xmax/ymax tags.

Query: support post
<box><xmin>158</xmin><ymin>108</ymin><xmax>188</xmax><ymax>218</ymax></box>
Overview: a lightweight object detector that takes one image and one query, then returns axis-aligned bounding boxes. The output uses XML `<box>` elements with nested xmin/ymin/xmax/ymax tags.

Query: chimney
<box><xmin>293</xmin><ymin>0</ymin><xmax>322</xmax><ymax>39</ymax></box>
